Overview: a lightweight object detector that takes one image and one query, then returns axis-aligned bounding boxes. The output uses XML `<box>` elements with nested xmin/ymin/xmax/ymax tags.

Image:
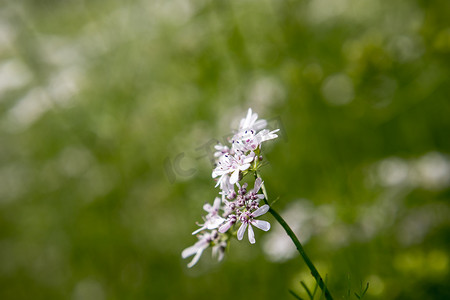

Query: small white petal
<box><xmin>182</xmin><ymin>245</ymin><xmax>199</xmax><ymax>258</ymax></box>
<box><xmin>253</xmin><ymin>178</ymin><xmax>263</xmax><ymax>193</ymax></box>
<box><xmin>241</xmin><ymin>108</ymin><xmax>253</xmax><ymax>129</ymax></box>
<box><xmin>252</xmin><ymin>220</ymin><xmax>271</xmax><ymax>231</ymax></box>
<box><xmin>248</xmin><ymin>224</ymin><xmax>255</xmax><ymax>244</ymax></box>
<box><xmin>237</xmin><ymin>222</ymin><xmax>247</xmax><ymax>240</ymax></box>
<box><xmin>252</xmin><ymin>204</ymin><xmax>270</xmax><ymax>217</ymax></box>
<box><xmin>187</xmin><ymin>248</ymin><xmax>205</xmax><ymax>268</ymax></box>
<box><xmin>191</xmin><ymin>225</ymin><xmax>207</xmax><ymax>235</ymax></box>
<box><xmin>213</xmin><ymin>197</ymin><xmax>221</xmax><ymax>210</ymax></box>
<box><xmin>243</xmin><ymin>155</ymin><xmax>255</xmax><ymax>164</ymax></box>
<box><xmin>238</xmin><ymin>163</ymin><xmax>251</xmax><ymax>171</ymax></box>
<box><xmin>203</xmin><ymin>203</ymin><xmax>212</xmax><ymax>212</ymax></box>
<box><xmin>230</xmin><ymin>169</ymin><xmax>240</xmax><ymax>184</ymax></box>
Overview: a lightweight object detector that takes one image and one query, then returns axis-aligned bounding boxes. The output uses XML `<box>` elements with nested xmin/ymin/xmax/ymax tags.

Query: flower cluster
<box><xmin>182</xmin><ymin>108</ymin><xmax>279</xmax><ymax>267</ymax></box>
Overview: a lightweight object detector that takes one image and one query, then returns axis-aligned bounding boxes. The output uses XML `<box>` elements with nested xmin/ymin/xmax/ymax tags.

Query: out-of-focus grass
<box><xmin>0</xmin><ymin>0</ymin><xmax>449</xmax><ymax>299</ymax></box>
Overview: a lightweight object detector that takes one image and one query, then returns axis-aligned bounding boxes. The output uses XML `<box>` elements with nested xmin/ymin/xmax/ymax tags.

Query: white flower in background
<box><xmin>237</xmin><ymin>204</ymin><xmax>271</xmax><ymax>244</ymax></box>
<box><xmin>212</xmin><ymin>151</ymin><xmax>255</xmax><ymax>186</ymax></box>
<box><xmin>192</xmin><ymin>197</ymin><xmax>225</xmax><ymax>235</ymax></box>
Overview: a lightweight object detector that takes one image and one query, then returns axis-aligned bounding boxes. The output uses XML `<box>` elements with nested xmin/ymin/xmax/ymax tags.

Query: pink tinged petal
<box><xmin>187</xmin><ymin>248</ymin><xmax>205</xmax><ymax>268</ymax></box>
<box><xmin>182</xmin><ymin>239</ymin><xmax>207</xmax><ymax>257</ymax></box>
<box><xmin>253</xmin><ymin>178</ymin><xmax>263</xmax><ymax>193</ymax></box>
<box><xmin>256</xmin><ymin>194</ymin><xmax>265</xmax><ymax>199</ymax></box>
<box><xmin>219</xmin><ymin>221</ymin><xmax>232</xmax><ymax>233</ymax></box>
<box><xmin>230</xmin><ymin>169</ymin><xmax>240</xmax><ymax>184</ymax></box>
<box><xmin>249</xmin><ymin>113</ymin><xmax>258</xmax><ymax>127</ymax></box>
<box><xmin>213</xmin><ymin>197</ymin><xmax>221</xmax><ymax>210</ymax></box>
<box><xmin>248</xmin><ymin>224</ymin><xmax>255</xmax><ymax>244</ymax></box>
<box><xmin>252</xmin><ymin>204</ymin><xmax>270</xmax><ymax>217</ymax></box>
<box><xmin>237</xmin><ymin>222</ymin><xmax>248</xmax><ymax>240</ymax></box>
<box><xmin>203</xmin><ymin>203</ymin><xmax>212</xmax><ymax>212</ymax></box>
<box><xmin>252</xmin><ymin>220</ymin><xmax>271</xmax><ymax>231</ymax></box>
<box><xmin>241</xmin><ymin>108</ymin><xmax>253</xmax><ymax>129</ymax></box>
<box><xmin>182</xmin><ymin>245</ymin><xmax>199</xmax><ymax>258</ymax></box>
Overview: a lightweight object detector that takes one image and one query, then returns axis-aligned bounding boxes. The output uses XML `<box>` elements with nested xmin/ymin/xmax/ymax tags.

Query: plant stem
<box><xmin>255</xmin><ymin>171</ymin><xmax>334</xmax><ymax>300</ymax></box>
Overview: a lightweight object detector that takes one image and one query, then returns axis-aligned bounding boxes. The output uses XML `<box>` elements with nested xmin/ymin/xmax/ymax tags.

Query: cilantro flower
<box><xmin>237</xmin><ymin>204</ymin><xmax>271</xmax><ymax>244</ymax></box>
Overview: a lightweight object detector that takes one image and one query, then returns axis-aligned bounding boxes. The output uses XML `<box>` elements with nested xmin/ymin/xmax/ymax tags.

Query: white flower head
<box><xmin>181</xmin><ymin>231</ymin><xmax>213</xmax><ymax>268</ymax></box>
<box><xmin>237</xmin><ymin>204</ymin><xmax>271</xmax><ymax>244</ymax></box>
<box><xmin>192</xmin><ymin>197</ymin><xmax>225</xmax><ymax>235</ymax></box>
<box><xmin>182</xmin><ymin>230</ymin><xmax>227</xmax><ymax>268</ymax></box>
<box><xmin>231</xmin><ymin>109</ymin><xmax>280</xmax><ymax>153</ymax></box>
<box><xmin>183</xmin><ymin>108</ymin><xmax>278</xmax><ymax>267</ymax></box>
<box><xmin>212</xmin><ymin>151</ymin><xmax>255</xmax><ymax>186</ymax></box>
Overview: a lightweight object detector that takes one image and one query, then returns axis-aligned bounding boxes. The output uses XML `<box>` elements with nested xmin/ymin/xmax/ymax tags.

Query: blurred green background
<box><xmin>0</xmin><ymin>0</ymin><xmax>449</xmax><ymax>299</ymax></box>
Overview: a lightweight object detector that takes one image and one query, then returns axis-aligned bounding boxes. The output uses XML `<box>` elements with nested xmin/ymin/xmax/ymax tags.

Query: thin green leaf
<box><xmin>300</xmin><ymin>281</ymin><xmax>313</xmax><ymax>300</ymax></box>
<box><xmin>362</xmin><ymin>282</ymin><xmax>369</xmax><ymax>296</ymax></box>
<box><xmin>312</xmin><ymin>281</ymin><xmax>319</xmax><ymax>299</ymax></box>
<box><xmin>289</xmin><ymin>289</ymin><xmax>305</xmax><ymax>300</ymax></box>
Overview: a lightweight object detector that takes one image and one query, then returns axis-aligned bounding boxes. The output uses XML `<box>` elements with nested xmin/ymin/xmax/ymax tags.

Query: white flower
<box><xmin>182</xmin><ymin>230</ymin><xmax>227</xmax><ymax>268</ymax></box>
<box><xmin>192</xmin><ymin>197</ymin><xmax>225</xmax><ymax>235</ymax></box>
<box><xmin>212</xmin><ymin>151</ymin><xmax>255</xmax><ymax>186</ymax></box>
<box><xmin>181</xmin><ymin>232</ymin><xmax>213</xmax><ymax>268</ymax></box>
<box><xmin>239</xmin><ymin>108</ymin><xmax>268</xmax><ymax>132</ymax></box>
<box><xmin>232</xmin><ymin>128</ymin><xmax>280</xmax><ymax>152</ymax></box>
<box><xmin>237</xmin><ymin>204</ymin><xmax>271</xmax><ymax>244</ymax></box>
<box><xmin>231</xmin><ymin>108</ymin><xmax>279</xmax><ymax>153</ymax></box>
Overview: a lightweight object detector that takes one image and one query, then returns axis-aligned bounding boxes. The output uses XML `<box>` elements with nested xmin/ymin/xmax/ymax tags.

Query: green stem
<box><xmin>255</xmin><ymin>171</ymin><xmax>334</xmax><ymax>300</ymax></box>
